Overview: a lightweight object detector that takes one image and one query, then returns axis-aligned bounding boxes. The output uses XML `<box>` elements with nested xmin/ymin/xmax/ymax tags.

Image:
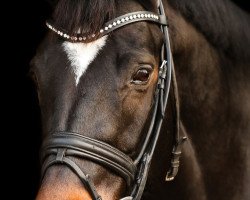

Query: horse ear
<box><xmin>138</xmin><ymin>0</ymin><xmax>160</xmax><ymax>12</ymax></box>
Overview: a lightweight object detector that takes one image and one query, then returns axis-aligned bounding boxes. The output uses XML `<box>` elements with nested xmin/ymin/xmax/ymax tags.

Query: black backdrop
<box><xmin>6</xmin><ymin>1</ymin><xmax>248</xmax><ymax>199</ymax></box>
<box><xmin>4</xmin><ymin>1</ymin><xmax>50</xmax><ymax>199</ymax></box>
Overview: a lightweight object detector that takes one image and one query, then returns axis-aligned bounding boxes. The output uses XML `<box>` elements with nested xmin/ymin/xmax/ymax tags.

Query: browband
<box><xmin>46</xmin><ymin>11</ymin><xmax>167</xmax><ymax>43</ymax></box>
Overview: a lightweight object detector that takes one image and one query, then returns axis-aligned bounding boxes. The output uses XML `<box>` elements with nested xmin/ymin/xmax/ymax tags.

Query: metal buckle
<box><xmin>165</xmin><ymin>137</ymin><xmax>188</xmax><ymax>181</ymax></box>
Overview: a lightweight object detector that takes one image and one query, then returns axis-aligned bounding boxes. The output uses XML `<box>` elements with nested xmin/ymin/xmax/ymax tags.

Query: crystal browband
<box><xmin>46</xmin><ymin>11</ymin><xmax>166</xmax><ymax>43</ymax></box>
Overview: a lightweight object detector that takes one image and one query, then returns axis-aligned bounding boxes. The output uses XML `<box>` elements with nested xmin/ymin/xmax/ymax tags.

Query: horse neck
<box><xmin>155</xmin><ymin>1</ymin><xmax>250</xmax><ymax>199</ymax></box>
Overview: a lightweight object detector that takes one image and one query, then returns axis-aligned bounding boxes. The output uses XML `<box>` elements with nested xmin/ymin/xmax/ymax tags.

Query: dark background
<box><xmin>5</xmin><ymin>1</ymin><xmax>249</xmax><ymax>199</ymax></box>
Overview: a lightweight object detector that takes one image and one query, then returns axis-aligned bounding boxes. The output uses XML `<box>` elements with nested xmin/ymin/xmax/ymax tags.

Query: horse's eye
<box><xmin>132</xmin><ymin>68</ymin><xmax>151</xmax><ymax>84</ymax></box>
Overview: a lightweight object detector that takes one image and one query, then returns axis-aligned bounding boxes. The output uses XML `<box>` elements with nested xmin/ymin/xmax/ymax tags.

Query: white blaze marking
<box><xmin>62</xmin><ymin>36</ymin><xmax>108</xmax><ymax>85</ymax></box>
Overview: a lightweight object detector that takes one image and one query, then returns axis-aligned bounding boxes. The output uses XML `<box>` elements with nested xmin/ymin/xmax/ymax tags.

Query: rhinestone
<box><xmin>121</xmin><ymin>18</ymin><xmax>125</xmax><ymax>22</ymax></box>
<box><xmin>100</xmin><ymin>29</ymin><xmax>104</xmax><ymax>33</ymax></box>
<box><xmin>83</xmin><ymin>37</ymin><xmax>86</xmax><ymax>40</ymax></box>
<box><xmin>133</xmin><ymin>15</ymin><xmax>137</xmax><ymax>19</ymax></box>
<box><xmin>129</xmin><ymin>16</ymin><xmax>133</xmax><ymax>20</ymax></box>
<box><xmin>63</xmin><ymin>34</ymin><xmax>67</xmax><ymax>38</ymax></box>
<box><xmin>141</xmin><ymin>14</ymin><xmax>144</xmax><ymax>18</ymax></box>
<box><xmin>151</xmin><ymin>14</ymin><xmax>154</xmax><ymax>18</ymax></box>
<box><xmin>117</xmin><ymin>20</ymin><xmax>121</xmax><ymax>24</ymax></box>
<box><xmin>92</xmin><ymin>34</ymin><xmax>96</xmax><ymax>38</ymax></box>
<box><xmin>113</xmin><ymin>22</ymin><xmax>117</xmax><ymax>26</ymax></box>
<box><xmin>137</xmin><ymin>14</ymin><xmax>141</xmax><ymax>18</ymax></box>
<box><xmin>74</xmin><ymin>37</ymin><xmax>77</xmax><ymax>40</ymax></box>
<box><xmin>105</xmin><ymin>27</ymin><xmax>108</xmax><ymax>31</ymax></box>
<box><xmin>145</xmin><ymin>14</ymin><xmax>148</xmax><ymax>18</ymax></box>
<box><xmin>125</xmin><ymin>17</ymin><xmax>129</xmax><ymax>21</ymax></box>
<box><xmin>79</xmin><ymin>37</ymin><xmax>83</xmax><ymax>41</ymax></box>
<box><xmin>156</xmin><ymin>16</ymin><xmax>159</xmax><ymax>19</ymax></box>
<box><xmin>108</xmin><ymin>24</ymin><xmax>112</xmax><ymax>28</ymax></box>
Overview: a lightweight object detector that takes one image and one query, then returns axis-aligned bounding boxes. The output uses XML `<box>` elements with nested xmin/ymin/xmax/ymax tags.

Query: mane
<box><xmin>52</xmin><ymin>0</ymin><xmax>116</xmax><ymax>36</ymax></box>
<box><xmin>168</xmin><ymin>0</ymin><xmax>250</xmax><ymax>63</ymax></box>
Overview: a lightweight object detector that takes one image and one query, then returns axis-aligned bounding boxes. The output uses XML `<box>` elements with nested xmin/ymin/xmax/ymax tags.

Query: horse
<box><xmin>30</xmin><ymin>0</ymin><xmax>250</xmax><ymax>199</ymax></box>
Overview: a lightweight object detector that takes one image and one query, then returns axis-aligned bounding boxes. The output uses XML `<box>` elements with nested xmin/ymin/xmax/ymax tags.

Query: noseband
<box><xmin>41</xmin><ymin>1</ymin><xmax>187</xmax><ymax>200</ymax></box>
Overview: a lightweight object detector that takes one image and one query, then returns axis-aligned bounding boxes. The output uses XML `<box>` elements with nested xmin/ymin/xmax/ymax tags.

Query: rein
<box><xmin>41</xmin><ymin>1</ymin><xmax>187</xmax><ymax>199</ymax></box>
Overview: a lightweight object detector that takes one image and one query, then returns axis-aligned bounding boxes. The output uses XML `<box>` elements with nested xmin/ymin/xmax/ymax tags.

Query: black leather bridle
<box><xmin>42</xmin><ymin>1</ymin><xmax>187</xmax><ymax>200</ymax></box>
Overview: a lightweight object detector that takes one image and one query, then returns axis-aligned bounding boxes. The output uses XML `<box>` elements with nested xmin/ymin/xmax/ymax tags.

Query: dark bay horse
<box><xmin>31</xmin><ymin>0</ymin><xmax>250</xmax><ymax>199</ymax></box>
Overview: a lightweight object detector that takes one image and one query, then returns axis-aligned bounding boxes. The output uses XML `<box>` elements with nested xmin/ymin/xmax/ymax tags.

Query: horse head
<box><xmin>31</xmin><ymin>0</ymin><xmax>250</xmax><ymax>199</ymax></box>
<box><xmin>32</xmin><ymin>0</ymin><xmax>180</xmax><ymax>199</ymax></box>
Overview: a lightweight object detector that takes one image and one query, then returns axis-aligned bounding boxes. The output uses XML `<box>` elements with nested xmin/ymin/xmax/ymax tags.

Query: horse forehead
<box><xmin>62</xmin><ymin>36</ymin><xmax>108</xmax><ymax>86</ymax></box>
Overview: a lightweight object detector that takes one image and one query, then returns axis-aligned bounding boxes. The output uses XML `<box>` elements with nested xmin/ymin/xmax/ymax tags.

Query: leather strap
<box><xmin>46</xmin><ymin>11</ymin><xmax>167</xmax><ymax>43</ymax></box>
<box><xmin>101</xmin><ymin>11</ymin><xmax>168</xmax><ymax>35</ymax></box>
<box><xmin>42</xmin><ymin>132</ymin><xmax>136</xmax><ymax>186</ymax></box>
<box><xmin>42</xmin><ymin>149</ymin><xmax>101</xmax><ymax>200</ymax></box>
<box><xmin>165</xmin><ymin>57</ymin><xmax>188</xmax><ymax>181</ymax></box>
